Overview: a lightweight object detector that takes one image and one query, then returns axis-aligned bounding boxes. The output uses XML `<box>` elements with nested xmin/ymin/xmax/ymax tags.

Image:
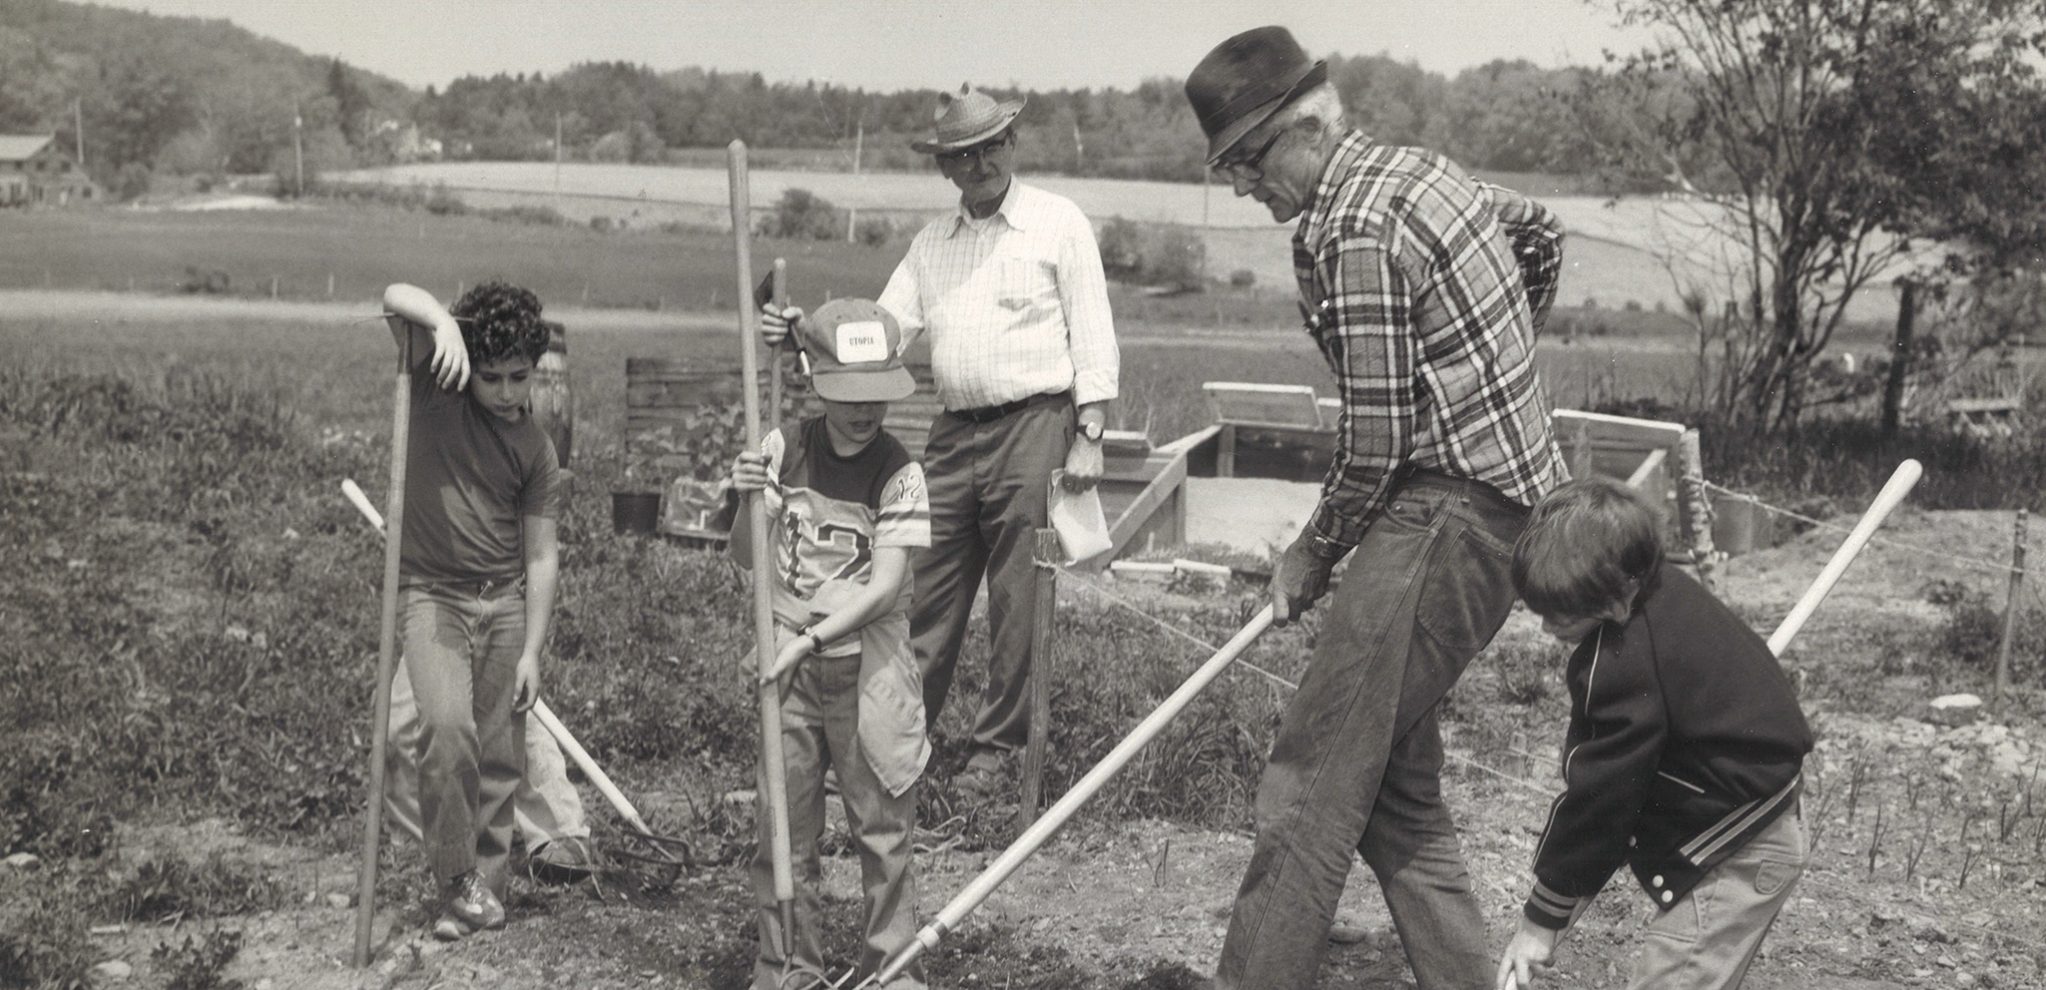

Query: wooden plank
<box><xmin>1157</xmin><ymin>424</ymin><xmax>1221</xmax><ymax>456</ymax></box>
<box><xmin>1203</xmin><ymin>381</ymin><xmax>1326</xmax><ymax>431</ymax></box>
<box><xmin>1098</xmin><ymin>448</ymin><xmax>1190</xmax><ymax>566</ymax></box>
<box><xmin>1552</xmin><ymin>409</ymin><xmax>1688</xmax><ymax>448</ymax></box>
<box><xmin>1625</xmin><ymin>447</ymin><xmax>1669</xmax><ymax>490</ymax></box>
<box><xmin>1947</xmin><ymin>396</ymin><xmax>2022</xmax><ymax>414</ymax></box>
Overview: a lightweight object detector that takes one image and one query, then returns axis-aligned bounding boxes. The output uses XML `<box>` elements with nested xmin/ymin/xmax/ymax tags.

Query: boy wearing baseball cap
<box><xmin>725</xmin><ymin>299</ymin><xmax>932</xmax><ymax>989</ymax></box>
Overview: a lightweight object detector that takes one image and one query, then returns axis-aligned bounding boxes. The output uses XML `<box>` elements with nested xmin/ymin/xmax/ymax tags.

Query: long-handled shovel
<box><xmin>351</xmin><ymin>297</ymin><xmax>420</xmax><ymax>967</ymax></box>
<box><xmin>1764</xmin><ymin>459</ymin><xmax>1922</xmax><ymax>655</ymax></box>
<box><xmin>1500</xmin><ymin>458</ymin><xmax>1922</xmax><ymax>990</ymax></box>
<box><xmin>853</xmin><ymin>605</ymin><xmax>1277</xmax><ymax>988</ymax></box>
<box><xmin>338</xmin><ymin>478</ymin><xmax>668</xmax><ymax>846</ymax></box>
<box><xmin>729</xmin><ymin>139</ymin><xmax>802</xmax><ymax>973</ymax></box>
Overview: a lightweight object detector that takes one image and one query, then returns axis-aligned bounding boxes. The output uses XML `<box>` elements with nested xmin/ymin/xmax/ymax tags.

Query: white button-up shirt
<box><xmin>878</xmin><ymin>181</ymin><xmax>1119</xmax><ymax>411</ymax></box>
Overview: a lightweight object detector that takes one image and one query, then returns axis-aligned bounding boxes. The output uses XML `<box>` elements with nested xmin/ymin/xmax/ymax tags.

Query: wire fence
<box><xmin>1042</xmin><ymin>551</ymin><xmax>2046</xmax><ymax>957</ymax></box>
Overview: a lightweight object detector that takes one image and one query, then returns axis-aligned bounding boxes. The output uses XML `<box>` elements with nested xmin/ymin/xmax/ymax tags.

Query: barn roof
<box><xmin>0</xmin><ymin>135</ymin><xmax>55</xmax><ymax>162</ymax></box>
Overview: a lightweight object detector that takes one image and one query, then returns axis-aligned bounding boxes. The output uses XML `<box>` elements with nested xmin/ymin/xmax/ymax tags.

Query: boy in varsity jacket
<box><xmin>1497</xmin><ymin>477</ymin><xmax>1813</xmax><ymax>990</ymax></box>
<box><xmin>726</xmin><ymin>299</ymin><xmax>932</xmax><ymax>990</ymax></box>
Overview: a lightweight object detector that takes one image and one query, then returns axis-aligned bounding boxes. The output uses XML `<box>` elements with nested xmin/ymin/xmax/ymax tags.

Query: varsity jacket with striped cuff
<box><xmin>1523</xmin><ymin>561</ymin><xmax>1813</xmax><ymax>930</ymax></box>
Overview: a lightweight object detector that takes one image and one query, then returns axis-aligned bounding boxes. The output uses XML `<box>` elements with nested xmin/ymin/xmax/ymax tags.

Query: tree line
<box><xmin>0</xmin><ymin>0</ymin><xmax>1608</xmax><ymax>193</ymax></box>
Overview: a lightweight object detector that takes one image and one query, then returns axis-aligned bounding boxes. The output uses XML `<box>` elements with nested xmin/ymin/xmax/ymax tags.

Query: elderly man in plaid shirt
<box><xmin>1185</xmin><ymin>27</ymin><xmax>1568</xmax><ymax>990</ymax></box>
<box><xmin>763</xmin><ymin>83</ymin><xmax>1119</xmax><ymax>800</ymax></box>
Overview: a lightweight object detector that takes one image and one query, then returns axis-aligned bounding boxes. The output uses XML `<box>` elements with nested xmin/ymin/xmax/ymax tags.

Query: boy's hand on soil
<box><xmin>730</xmin><ymin>451</ymin><xmax>772</xmax><ymax>493</ymax></box>
<box><xmin>512</xmin><ymin>652</ymin><xmax>541</xmax><ymax>713</ymax></box>
<box><xmin>1495</xmin><ymin>919</ymin><xmax>1559</xmax><ymax>990</ymax></box>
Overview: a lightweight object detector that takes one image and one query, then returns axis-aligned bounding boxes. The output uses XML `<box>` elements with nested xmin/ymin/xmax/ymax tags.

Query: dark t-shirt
<box><xmin>399</xmin><ymin>357</ymin><xmax>565</xmax><ymax>583</ymax></box>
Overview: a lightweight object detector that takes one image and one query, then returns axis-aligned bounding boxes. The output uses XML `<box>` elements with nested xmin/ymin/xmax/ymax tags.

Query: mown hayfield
<box><xmin>331</xmin><ymin>160</ymin><xmax>1905</xmax><ymax>321</ymax></box>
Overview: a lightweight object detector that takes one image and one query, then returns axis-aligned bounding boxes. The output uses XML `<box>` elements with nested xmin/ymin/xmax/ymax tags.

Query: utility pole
<box><xmin>554</xmin><ymin>111</ymin><xmax>564</xmax><ymax>213</ymax></box>
<box><xmin>293</xmin><ymin>101</ymin><xmax>305</xmax><ymax>197</ymax></box>
<box><xmin>848</xmin><ymin>116</ymin><xmax>864</xmax><ymax>243</ymax></box>
<box><xmin>73</xmin><ymin>98</ymin><xmax>84</xmax><ymax>168</ymax></box>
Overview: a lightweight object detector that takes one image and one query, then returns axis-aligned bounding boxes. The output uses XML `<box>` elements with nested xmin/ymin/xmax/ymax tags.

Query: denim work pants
<box><xmin>753</xmin><ymin>653</ymin><xmax>925</xmax><ymax>990</ymax></box>
<box><xmin>1629</xmin><ymin>805</ymin><xmax>1807</xmax><ymax>990</ymax></box>
<box><xmin>385</xmin><ymin>652</ymin><xmax>588</xmax><ymax>848</ymax></box>
<box><xmin>398</xmin><ymin>578</ymin><xmax>527</xmax><ymax>892</ymax></box>
<box><xmin>911</xmin><ymin>399</ymin><xmax>1071</xmax><ymax>753</ymax></box>
<box><xmin>1217</xmin><ymin>471</ymin><xmax>1526</xmax><ymax>990</ymax></box>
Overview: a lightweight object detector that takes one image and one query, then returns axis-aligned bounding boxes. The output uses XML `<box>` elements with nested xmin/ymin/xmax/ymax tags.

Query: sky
<box><xmin>89</xmin><ymin>0</ymin><xmax>1654</xmax><ymax>92</ymax></box>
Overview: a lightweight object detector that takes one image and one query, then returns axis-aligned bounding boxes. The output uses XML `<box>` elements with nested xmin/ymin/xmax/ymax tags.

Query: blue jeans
<box><xmin>1217</xmin><ymin>471</ymin><xmax>1526</xmax><ymax>990</ymax></box>
<box><xmin>398</xmin><ymin>577</ymin><xmax>527</xmax><ymax>891</ymax></box>
<box><xmin>385</xmin><ymin>653</ymin><xmax>588</xmax><ymax>848</ymax></box>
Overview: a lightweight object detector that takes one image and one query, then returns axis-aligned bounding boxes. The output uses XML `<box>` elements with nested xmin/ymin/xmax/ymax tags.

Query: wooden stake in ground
<box><xmin>1672</xmin><ymin>428</ymin><xmax>1716</xmax><ymax>590</ymax></box>
<box><xmin>352</xmin><ymin>306</ymin><xmax>416</xmax><ymax>967</ymax></box>
<box><xmin>728</xmin><ymin>139</ymin><xmax>799</xmax><ymax>958</ymax></box>
<box><xmin>1020</xmin><ymin>528</ymin><xmax>1060</xmax><ymax>817</ymax></box>
<box><xmin>1993</xmin><ymin>508</ymin><xmax>2028</xmax><ymax>716</ymax></box>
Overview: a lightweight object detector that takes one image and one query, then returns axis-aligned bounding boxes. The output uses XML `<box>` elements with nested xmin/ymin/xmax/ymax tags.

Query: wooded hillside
<box><xmin>0</xmin><ymin>0</ymin><xmax>1609</xmax><ymax>196</ymax></box>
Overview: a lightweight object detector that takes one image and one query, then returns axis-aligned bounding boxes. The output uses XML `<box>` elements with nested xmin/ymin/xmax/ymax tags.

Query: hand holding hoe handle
<box><xmin>729</xmin><ymin>140</ymin><xmax>800</xmax><ymax>955</ymax></box>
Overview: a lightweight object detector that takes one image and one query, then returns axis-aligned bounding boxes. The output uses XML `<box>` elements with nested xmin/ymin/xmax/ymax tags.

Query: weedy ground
<box><xmin>3</xmin><ymin>293</ymin><xmax>2044</xmax><ymax>989</ymax></box>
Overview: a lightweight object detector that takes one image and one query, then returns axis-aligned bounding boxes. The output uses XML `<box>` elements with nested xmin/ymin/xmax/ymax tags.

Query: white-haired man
<box><xmin>1184</xmin><ymin>26</ymin><xmax>1567</xmax><ymax>990</ymax></box>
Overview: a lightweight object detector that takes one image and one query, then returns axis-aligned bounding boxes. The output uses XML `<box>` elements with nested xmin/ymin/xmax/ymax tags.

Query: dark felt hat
<box><xmin>910</xmin><ymin>83</ymin><xmax>1027</xmax><ymax>154</ymax></box>
<box><xmin>1184</xmin><ymin>26</ymin><xmax>1328</xmax><ymax>165</ymax></box>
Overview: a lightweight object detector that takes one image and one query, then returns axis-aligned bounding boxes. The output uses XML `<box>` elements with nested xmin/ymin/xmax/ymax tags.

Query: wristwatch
<box><xmin>1079</xmin><ymin>421</ymin><xmax>1105</xmax><ymax>443</ymax></box>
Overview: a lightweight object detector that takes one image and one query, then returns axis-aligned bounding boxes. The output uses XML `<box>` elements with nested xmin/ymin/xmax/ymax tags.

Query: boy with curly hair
<box><xmin>1496</xmin><ymin>476</ymin><xmax>1812</xmax><ymax>990</ymax></box>
<box><xmin>380</xmin><ymin>280</ymin><xmax>566</xmax><ymax>940</ymax></box>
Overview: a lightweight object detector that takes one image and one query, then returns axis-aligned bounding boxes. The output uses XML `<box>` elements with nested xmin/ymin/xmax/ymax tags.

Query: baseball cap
<box><xmin>797</xmin><ymin>299</ymin><xmax>916</xmax><ymax>403</ymax></box>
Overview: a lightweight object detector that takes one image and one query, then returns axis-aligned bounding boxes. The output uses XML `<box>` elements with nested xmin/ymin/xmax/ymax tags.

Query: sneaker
<box><xmin>437</xmin><ymin>870</ymin><xmax>505</xmax><ymax>938</ymax></box>
<box><xmin>528</xmin><ymin>836</ymin><xmax>595</xmax><ymax>885</ymax></box>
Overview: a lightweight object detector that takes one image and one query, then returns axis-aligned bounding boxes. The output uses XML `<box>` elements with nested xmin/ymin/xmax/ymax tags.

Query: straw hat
<box><xmin>1184</xmin><ymin>26</ymin><xmax>1328</xmax><ymax>164</ymax></box>
<box><xmin>910</xmin><ymin>83</ymin><xmax>1027</xmax><ymax>154</ymax></box>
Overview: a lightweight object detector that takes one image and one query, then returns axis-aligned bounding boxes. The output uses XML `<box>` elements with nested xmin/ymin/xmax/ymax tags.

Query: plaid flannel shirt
<box><xmin>1477</xmin><ymin>180</ymin><xmax>1566</xmax><ymax>334</ymax></box>
<box><xmin>1294</xmin><ymin>131</ymin><xmax>1566</xmax><ymax>552</ymax></box>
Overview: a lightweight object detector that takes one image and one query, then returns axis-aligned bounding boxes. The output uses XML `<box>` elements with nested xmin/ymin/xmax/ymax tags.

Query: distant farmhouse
<box><xmin>0</xmin><ymin>135</ymin><xmax>100</xmax><ymax>206</ymax></box>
